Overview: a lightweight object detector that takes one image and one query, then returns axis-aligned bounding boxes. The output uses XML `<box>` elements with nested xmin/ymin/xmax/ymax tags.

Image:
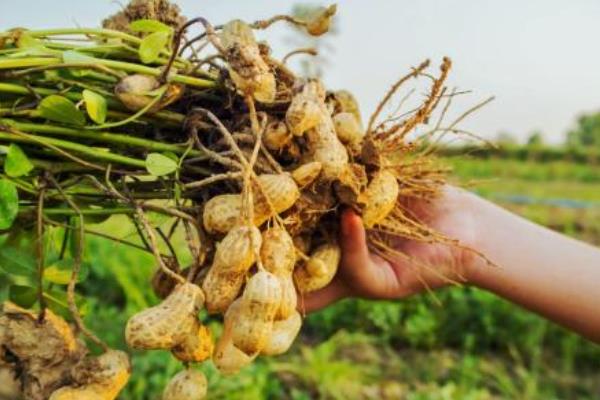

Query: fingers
<box><xmin>299</xmin><ymin>278</ymin><xmax>349</xmax><ymax>313</ymax></box>
<box><xmin>339</xmin><ymin>209</ymin><xmax>370</xmax><ymax>280</ymax></box>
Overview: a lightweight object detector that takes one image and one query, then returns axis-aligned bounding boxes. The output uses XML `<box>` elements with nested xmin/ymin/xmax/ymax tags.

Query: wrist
<box><xmin>441</xmin><ymin>186</ymin><xmax>493</xmax><ymax>287</ymax></box>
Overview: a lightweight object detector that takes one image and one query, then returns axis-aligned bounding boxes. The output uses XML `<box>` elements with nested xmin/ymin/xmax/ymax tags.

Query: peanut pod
<box><xmin>171</xmin><ymin>322</ymin><xmax>214</xmax><ymax>363</ymax></box>
<box><xmin>203</xmin><ymin>225</ymin><xmax>262</xmax><ymax>314</ymax></box>
<box><xmin>359</xmin><ymin>169</ymin><xmax>400</xmax><ymax>228</ymax></box>
<box><xmin>286</xmin><ymin>79</ymin><xmax>326</xmax><ymax>136</ymax></box>
<box><xmin>230</xmin><ymin>271</ymin><xmax>281</xmax><ymax>354</ymax></box>
<box><xmin>203</xmin><ymin>173</ymin><xmax>300</xmax><ymax>235</ymax></box>
<box><xmin>291</xmin><ymin>161</ymin><xmax>322</xmax><ymax>188</ymax></box>
<box><xmin>213</xmin><ymin>300</ymin><xmax>257</xmax><ymax>375</ymax></box>
<box><xmin>125</xmin><ymin>283</ymin><xmax>204</xmax><ymax>350</ymax></box>
<box><xmin>162</xmin><ymin>369</ymin><xmax>207</xmax><ymax>400</ymax></box>
<box><xmin>261</xmin><ymin>311</ymin><xmax>302</xmax><ymax>356</ymax></box>
<box><xmin>260</xmin><ymin>227</ymin><xmax>296</xmax><ymax>276</ymax></box>
<box><xmin>220</xmin><ymin>20</ymin><xmax>276</xmax><ymax>103</ymax></box>
<box><xmin>294</xmin><ymin>241</ymin><xmax>341</xmax><ymax>293</ymax></box>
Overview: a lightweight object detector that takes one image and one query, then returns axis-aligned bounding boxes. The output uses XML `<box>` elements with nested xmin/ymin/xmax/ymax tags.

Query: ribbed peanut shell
<box><xmin>50</xmin><ymin>350</ymin><xmax>130</xmax><ymax>400</ymax></box>
<box><xmin>291</xmin><ymin>161</ymin><xmax>322</xmax><ymax>187</ymax></box>
<box><xmin>221</xmin><ymin>20</ymin><xmax>275</xmax><ymax>103</ymax></box>
<box><xmin>276</xmin><ymin>275</ymin><xmax>298</xmax><ymax>320</ymax></box>
<box><xmin>203</xmin><ymin>225</ymin><xmax>261</xmax><ymax>314</ymax></box>
<box><xmin>307</xmin><ymin>120</ymin><xmax>349</xmax><ymax>181</ymax></box>
<box><xmin>261</xmin><ymin>311</ymin><xmax>302</xmax><ymax>356</ymax></box>
<box><xmin>202</xmin><ymin>174</ymin><xmax>299</xmax><ymax>235</ymax></box>
<box><xmin>286</xmin><ymin>97</ymin><xmax>322</xmax><ymax>136</ymax></box>
<box><xmin>125</xmin><ymin>283</ymin><xmax>204</xmax><ymax>350</ymax></box>
<box><xmin>230</xmin><ymin>68</ymin><xmax>276</xmax><ymax>103</ymax></box>
<box><xmin>212</xmin><ymin>225</ymin><xmax>261</xmax><ymax>272</ymax></box>
<box><xmin>171</xmin><ymin>323</ymin><xmax>214</xmax><ymax>363</ymax></box>
<box><xmin>260</xmin><ymin>227</ymin><xmax>296</xmax><ymax>276</ymax></box>
<box><xmin>254</xmin><ymin>173</ymin><xmax>300</xmax><ymax>222</ymax></box>
<box><xmin>360</xmin><ymin>170</ymin><xmax>400</xmax><ymax>228</ymax></box>
<box><xmin>286</xmin><ymin>80</ymin><xmax>326</xmax><ymax>136</ymax></box>
<box><xmin>114</xmin><ymin>74</ymin><xmax>183</xmax><ymax>113</ymax></box>
<box><xmin>333</xmin><ymin>112</ymin><xmax>364</xmax><ymax>145</ymax></box>
<box><xmin>162</xmin><ymin>369</ymin><xmax>207</xmax><ymax>400</ymax></box>
<box><xmin>294</xmin><ymin>242</ymin><xmax>341</xmax><ymax>293</ymax></box>
<box><xmin>231</xmin><ymin>271</ymin><xmax>281</xmax><ymax>354</ymax></box>
<box><xmin>213</xmin><ymin>300</ymin><xmax>256</xmax><ymax>375</ymax></box>
<box><xmin>203</xmin><ymin>194</ymin><xmax>242</xmax><ymax>235</ymax></box>
<box><xmin>332</xmin><ymin>90</ymin><xmax>363</xmax><ymax>127</ymax></box>
<box><xmin>264</xmin><ymin>120</ymin><xmax>292</xmax><ymax>151</ymax></box>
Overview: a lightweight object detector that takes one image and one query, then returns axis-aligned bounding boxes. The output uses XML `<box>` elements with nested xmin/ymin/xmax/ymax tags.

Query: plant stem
<box><xmin>21</xmin><ymin>206</ymin><xmax>136</xmax><ymax>216</ymax></box>
<box><xmin>0</xmin><ymin>82</ymin><xmax>186</xmax><ymax>125</ymax></box>
<box><xmin>1</xmin><ymin>119</ymin><xmax>204</xmax><ymax>157</ymax></box>
<box><xmin>0</xmin><ymin>129</ymin><xmax>146</xmax><ymax>168</ymax></box>
<box><xmin>27</xmin><ymin>28</ymin><xmax>143</xmax><ymax>45</ymax></box>
<box><xmin>0</xmin><ymin>57</ymin><xmax>217</xmax><ymax>88</ymax></box>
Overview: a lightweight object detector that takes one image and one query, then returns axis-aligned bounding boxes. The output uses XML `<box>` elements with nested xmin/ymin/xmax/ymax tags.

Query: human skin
<box><xmin>301</xmin><ymin>186</ymin><xmax>600</xmax><ymax>343</ymax></box>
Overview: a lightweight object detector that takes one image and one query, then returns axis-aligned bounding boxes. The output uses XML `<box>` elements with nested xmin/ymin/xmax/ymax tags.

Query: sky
<box><xmin>2</xmin><ymin>0</ymin><xmax>600</xmax><ymax>144</ymax></box>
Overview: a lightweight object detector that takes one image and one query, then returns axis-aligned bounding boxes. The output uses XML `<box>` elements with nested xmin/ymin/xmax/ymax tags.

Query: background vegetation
<box><xmin>3</xmin><ymin>143</ymin><xmax>599</xmax><ymax>399</ymax></box>
<box><xmin>2</xmin><ymin>2</ymin><xmax>600</xmax><ymax>398</ymax></box>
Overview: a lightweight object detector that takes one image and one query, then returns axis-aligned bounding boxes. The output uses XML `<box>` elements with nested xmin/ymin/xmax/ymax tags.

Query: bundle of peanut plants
<box><xmin>0</xmin><ymin>1</ymin><xmax>491</xmax><ymax>399</ymax></box>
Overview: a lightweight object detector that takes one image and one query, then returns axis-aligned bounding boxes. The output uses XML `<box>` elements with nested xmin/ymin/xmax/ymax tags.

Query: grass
<box><xmin>81</xmin><ymin>156</ymin><xmax>600</xmax><ymax>399</ymax></box>
<box><xmin>2</xmin><ymin>155</ymin><xmax>599</xmax><ymax>399</ymax></box>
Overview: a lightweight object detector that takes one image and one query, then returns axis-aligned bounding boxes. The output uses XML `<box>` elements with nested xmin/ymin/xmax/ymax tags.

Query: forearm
<box><xmin>465</xmin><ymin>192</ymin><xmax>600</xmax><ymax>342</ymax></box>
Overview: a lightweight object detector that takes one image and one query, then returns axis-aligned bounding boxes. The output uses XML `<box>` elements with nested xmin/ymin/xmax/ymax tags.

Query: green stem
<box><xmin>1</xmin><ymin>118</ymin><xmax>204</xmax><ymax>157</ymax></box>
<box><xmin>85</xmin><ymin>86</ymin><xmax>166</xmax><ymax>130</ymax></box>
<box><xmin>27</xmin><ymin>28</ymin><xmax>143</xmax><ymax>45</ymax></box>
<box><xmin>0</xmin><ymin>83</ymin><xmax>186</xmax><ymax>124</ymax></box>
<box><xmin>0</xmin><ymin>57</ymin><xmax>216</xmax><ymax>88</ymax></box>
<box><xmin>0</xmin><ymin>130</ymin><xmax>146</xmax><ymax>168</ymax></box>
<box><xmin>20</xmin><ymin>206</ymin><xmax>136</xmax><ymax>216</ymax></box>
<box><xmin>42</xmin><ymin>41</ymin><xmax>190</xmax><ymax>70</ymax></box>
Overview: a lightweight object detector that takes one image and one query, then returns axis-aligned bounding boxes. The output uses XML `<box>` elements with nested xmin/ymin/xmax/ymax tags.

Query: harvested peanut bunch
<box><xmin>0</xmin><ymin>0</ymin><xmax>491</xmax><ymax>397</ymax></box>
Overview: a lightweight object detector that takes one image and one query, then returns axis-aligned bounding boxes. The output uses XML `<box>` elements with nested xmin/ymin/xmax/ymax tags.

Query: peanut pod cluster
<box><xmin>0</xmin><ymin>0</ymin><xmax>462</xmax><ymax>397</ymax></box>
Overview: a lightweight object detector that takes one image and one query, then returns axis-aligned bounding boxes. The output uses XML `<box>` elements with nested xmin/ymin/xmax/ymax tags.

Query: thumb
<box><xmin>339</xmin><ymin>209</ymin><xmax>371</xmax><ymax>281</ymax></box>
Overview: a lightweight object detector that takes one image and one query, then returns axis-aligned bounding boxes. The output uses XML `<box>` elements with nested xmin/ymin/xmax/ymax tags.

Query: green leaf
<box><xmin>44</xmin><ymin>259</ymin><xmax>90</xmax><ymax>285</ymax></box>
<box><xmin>8</xmin><ymin>284</ymin><xmax>37</xmax><ymax>308</ymax></box>
<box><xmin>0</xmin><ymin>179</ymin><xmax>18</xmax><ymax>230</ymax></box>
<box><xmin>138</xmin><ymin>30</ymin><xmax>170</xmax><ymax>64</ymax></box>
<box><xmin>129</xmin><ymin>19</ymin><xmax>172</xmax><ymax>33</ymax></box>
<box><xmin>145</xmin><ymin>153</ymin><xmax>178</xmax><ymax>176</ymax></box>
<box><xmin>82</xmin><ymin>89</ymin><xmax>107</xmax><ymax>124</ymax></box>
<box><xmin>45</xmin><ymin>287</ymin><xmax>89</xmax><ymax>318</ymax></box>
<box><xmin>0</xmin><ymin>245</ymin><xmax>36</xmax><ymax>276</ymax></box>
<box><xmin>4</xmin><ymin>144</ymin><xmax>34</xmax><ymax>177</ymax></box>
<box><xmin>38</xmin><ymin>95</ymin><xmax>86</xmax><ymax>126</ymax></box>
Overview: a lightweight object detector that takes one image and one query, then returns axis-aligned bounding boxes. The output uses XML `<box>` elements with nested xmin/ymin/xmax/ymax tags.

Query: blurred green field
<box><xmin>2</xmin><ymin>156</ymin><xmax>600</xmax><ymax>399</ymax></box>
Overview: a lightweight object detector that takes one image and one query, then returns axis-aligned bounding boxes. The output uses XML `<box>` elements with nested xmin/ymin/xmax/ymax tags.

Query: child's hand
<box><xmin>301</xmin><ymin>187</ymin><xmax>481</xmax><ymax>312</ymax></box>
